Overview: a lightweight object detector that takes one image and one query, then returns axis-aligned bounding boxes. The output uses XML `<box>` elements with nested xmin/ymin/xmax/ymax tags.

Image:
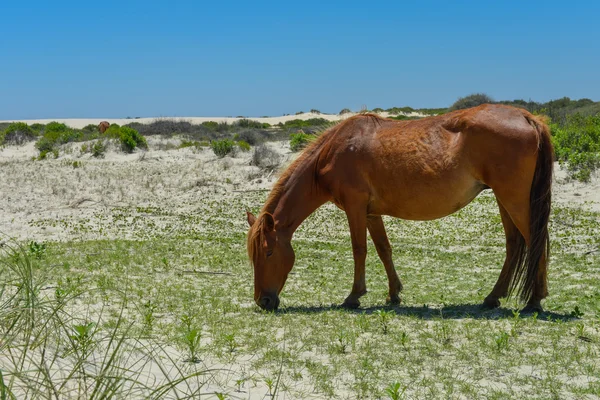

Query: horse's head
<box><xmin>246</xmin><ymin>211</ymin><xmax>295</xmax><ymax>311</ymax></box>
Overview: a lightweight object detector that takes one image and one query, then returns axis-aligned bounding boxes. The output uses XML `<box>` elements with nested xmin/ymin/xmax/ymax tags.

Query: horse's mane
<box><xmin>247</xmin><ymin>114</ymin><xmax>385</xmax><ymax>265</ymax></box>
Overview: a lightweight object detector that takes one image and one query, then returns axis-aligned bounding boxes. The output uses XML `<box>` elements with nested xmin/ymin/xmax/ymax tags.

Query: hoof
<box><xmin>482</xmin><ymin>296</ymin><xmax>501</xmax><ymax>309</ymax></box>
<box><xmin>341</xmin><ymin>298</ymin><xmax>361</xmax><ymax>309</ymax></box>
<box><xmin>522</xmin><ymin>302</ymin><xmax>543</xmax><ymax>314</ymax></box>
<box><xmin>386</xmin><ymin>294</ymin><xmax>401</xmax><ymax>305</ymax></box>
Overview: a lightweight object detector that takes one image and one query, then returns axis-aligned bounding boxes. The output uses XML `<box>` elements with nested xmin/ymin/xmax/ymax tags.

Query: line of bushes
<box><xmin>0</xmin><ymin>121</ymin><xmax>148</xmax><ymax>159</ymax></box>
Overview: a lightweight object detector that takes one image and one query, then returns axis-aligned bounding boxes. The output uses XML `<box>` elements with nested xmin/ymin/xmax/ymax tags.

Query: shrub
<box><xmin>235</xmin><ymin>119</ymin><xmax>270</xmax><ymax>129</ymax></box>
<box><xmin>104</xmin><ymin>124</ymin><xmax>122</xmax><ymax>139</ymax></box>
<box><xmin>235</xmin><ymin>129</ymin><xmax>270</xmax><ymax>145</ymax></box>
<box><xmin>119</xmin><ymin>126</ymin><xmax>147</xmax><ymax>153</ymax></box>
<box><xmin>551</xmin><ymin>113</ymin><xmax>600</xmax><ymax>182</ymax></box>
<box><xmin>290</xmin><ymin>132</ymin><xmax>313</xmax><ymax>152</ymax></box>
<box><xmin>237</xmin><ymin>141</ymin><xmax>251</xmax><ymax>152</ymax></box>
<box><xmin>339</xmin><ymin>108</ymin><xmax>352</xmax><ymax>115</ymax></box>
<box><xmin>372</xmin><ymin>108</ymin><xmax>384</xmax><ymax>113</ymax></box>
<box><xmin>210</xmin><ymin>139</ymin><xmax>235</xmax><ymax>158</ymax></box>
<box><xmin>35</xmin><ymin>136</ymin><xmax>56</xmax><ymax>153</ymax></box>
<box><xmin>30</xmin><ymin>123</ymin><xmax>46</xmax><ymax>134</ymax></box>
<box><xmin>251</xmin><ymin>144</ymin><xmax>281</xmax><ymax>169</ymax></box>
<box><xmin>2</xmin><ymin>122</ymin><xmax>36</xmax><ymax>145</ymax></box>
<box><xmin>281</xmin><ymin>118</ymin><xmax>331</xmax><ymax>130</ymax></box>
<box><xmin>201</xmin><ymin>121</ymin><xmax>219</xmax><ymax>130</ymax></box>
<box><xmin>310</xmin><ymin>109</ymin><xmax>321</xmax><ymax>114</ymax></box>
<box><xmin>386</xmin><ymin>106</ymin><xmax>415</xmax><ymax>115</ymax></box>
<box><xmin>449</xmin><ymin>93</ymin><xmax>494</xmax><ymax>111</ymax></box>
<box><xmin>92</xmin><ymin>141</ymin><xmax>106</xmax><ymax>158</ymax></box>
<box><xmin>82</xmin><ymin>124</ymin><xmax>99</xmax><ymax>132</ymax></box>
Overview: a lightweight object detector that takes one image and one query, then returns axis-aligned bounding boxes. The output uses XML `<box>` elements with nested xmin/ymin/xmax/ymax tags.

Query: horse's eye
<box><xmin>266</xmin><ymin>250</ymin><xmax>273</xmax><ymax>257</ymax></box>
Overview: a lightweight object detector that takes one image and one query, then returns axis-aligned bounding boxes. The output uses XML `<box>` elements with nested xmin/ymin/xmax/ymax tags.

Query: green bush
<box><xmin>2</xmin><ymin>122</ymin><xmax>36</xmax><ymax>145</ymax></box>
<box><xmin>281</xmin><ymin>118</ymin><xmax>331</xmax><ymax>130</ymax></box>
<box><xmin>339</xmin><ymin>108</ymin><xmax>352</xmax><ymax>115</ymax></box>
<box><xmin>119</xmin><ymin>126</ymin><xmax>147</xmax><ymax>153</ymax></box>
<box><xmin>551</xmin><ymin>113</ymin><xmax>600</xmax><ymax>182</ymax></box>
<box><xmin>237</xmin><ymin>140</ymin><xmax>251</xmax><ymax>152</ymax></box>
<box><xmin>104</xmin><ymin>124</ymin><xmax>122</xmax><ymax>139</ymax></box>
<box><xmin>201</xmin><ymin>121</ymin><xmax>219</xmax><ymax>130</ymax></box>
<box><xmin>30</xmin><ymin>123</ymin><xmax>46</xmax><ymax>134</ymax></box>
<box><xmin>290</xmin><ymin>132</ymin><xmax>313</xmax><ymax>152</ymax></box>
<box><xmin>449</xmin><ymin>93</ymin><xmax>494</xmax><ymax>111</ymax></box>
<box><xmin>235</xmin><ymin>119</ymin><xmax>270</xmax><ymax>129</ymax></box>
<box><xmin>211</xmin><ymin>139</ymin><xmax>235</xmax><ymax>158</ymax></box>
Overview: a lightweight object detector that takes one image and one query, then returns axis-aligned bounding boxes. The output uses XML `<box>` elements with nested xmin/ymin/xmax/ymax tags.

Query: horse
<box><xmin>98</xmin><ymin>121</ymin><xmax>110</xmax><ymax>133</ymax></box>
<box><xmin>246</xmin><ymin>104</ymin><xmax>553</xmax><ymax>313</ymax></box>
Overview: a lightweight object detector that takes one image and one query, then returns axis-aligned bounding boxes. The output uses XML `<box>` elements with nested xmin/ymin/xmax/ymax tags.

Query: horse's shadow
<box><xmin>278</xmin><ymin>303</ymin><xmax>574</xmax><ymax>321</ymax></box>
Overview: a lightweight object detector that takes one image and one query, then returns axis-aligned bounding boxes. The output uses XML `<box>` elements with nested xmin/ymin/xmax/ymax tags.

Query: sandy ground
<box><xmin>0</xmin><ymin>111</ymin><xmax>427</xmax><ymax>129</ymax></box>
<box><xmin>0</xmin><ymin>137</ymin><xmax>598</xmax><ymax>243</ymax></box>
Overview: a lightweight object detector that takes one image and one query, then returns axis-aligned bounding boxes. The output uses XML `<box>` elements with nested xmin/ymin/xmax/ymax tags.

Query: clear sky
<box><xmin>1</xmin><ymin>0</ymin><xmax>599</xmax><ymax>119</ymax></box>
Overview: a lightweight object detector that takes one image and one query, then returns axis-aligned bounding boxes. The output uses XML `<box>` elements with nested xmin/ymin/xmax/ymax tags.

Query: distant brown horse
<box><xmin>247</xmin><ymin>104</ymin><xmax>553</xmax><ymax>313</ymax></box>
<box><xmin>98</xmin><ymin>121</ymin><xmax>110</xmax><ymax>133</ymax></box>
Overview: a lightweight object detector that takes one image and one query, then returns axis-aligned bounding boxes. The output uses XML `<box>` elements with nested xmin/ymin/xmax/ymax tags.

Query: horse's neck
<box><xmin>265</xmin><ymin>164</ymin><xmax>329</xmax><ymax>238</ymax></box>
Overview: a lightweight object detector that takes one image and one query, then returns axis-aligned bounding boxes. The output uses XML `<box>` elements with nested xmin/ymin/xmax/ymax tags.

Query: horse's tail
<box><xmin>509</xmin><ymin>115</ymin><xmax>554</xmax><ymax>303</ymax></box>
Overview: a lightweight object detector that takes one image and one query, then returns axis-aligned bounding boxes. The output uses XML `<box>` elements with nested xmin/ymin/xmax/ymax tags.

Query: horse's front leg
<box><xmin>341</xmin><ymin>202</ymin><xmax>368</xmax><ymax>309</ymax></box>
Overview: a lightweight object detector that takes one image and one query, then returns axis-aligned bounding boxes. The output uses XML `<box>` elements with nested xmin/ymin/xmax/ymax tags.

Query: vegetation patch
<box><xmin>289</xmin><ymin>132</ymin><xmax>314</xmax><ymax>152</ymax></box>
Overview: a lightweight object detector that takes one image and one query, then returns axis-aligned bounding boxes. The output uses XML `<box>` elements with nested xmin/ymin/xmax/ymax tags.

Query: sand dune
<box><xmin>0</xmin><ymin>111</ymin><xmax>431</xmax><ymax>129</ymax></box>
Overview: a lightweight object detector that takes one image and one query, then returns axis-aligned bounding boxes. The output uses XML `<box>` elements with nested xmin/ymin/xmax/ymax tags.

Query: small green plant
<box><xmin>399</xmin><ymin>331</ymin><xmax>409</xmax><ymax>348</ymax></box>
<box><xmin>28</xmin><ymin>241</ymin><xmax>46</xmax><ymax>259</ymax></box>
<box><xmin>224</xmin><ymin>333</ymin><xmax>236</xmax><ymax>353</ymax></box>
<box><xmin>570</xmin><ymin>305</ymin><xmax>584</xmax><ymax>318</ymax></box>
<box><xmin>385</xmin><ymin>382</ymin><xmax>406</xmax><ymax>400</ymax></box>
<box><xmin>265</xmin><ymin>377</ymin><xmax>274</xmax><ymax>396</ymax></box>
<box><xmin>142</xmin><ymin>300</ymin><xmax>156</xmax><ymax>334</ymax></box>
<box><xmin>182</xmin><ymin>328</ymin><xmax>202</xmax><ymax>363</ymax></box>
<box><xmin>69</xmin><ymin>322</ymin><xmax>96</xmax><ymax>356</ymax></box>
<box><xmin>339</xmin><ymin>108</ymin><xmax>352</xmax><ymax>115</ymax></box>
<box><xmin>495</xmin><ymin>331</ymin><xmax>510</xmax><ymax>352</ymax></box>
<box><xmin>374</xmin><ymin>309</ymin><xmax>395</xmax><ymax>334</ymax></box>
<box><xmin>289</xmin><ymin>132</ymin><xmax>313</xmax><ymax>152</ymax></box>
<box><xmin>211</xmin><ymin>139</ymin><xmax>235</xmax><ymax>158</ymax></box>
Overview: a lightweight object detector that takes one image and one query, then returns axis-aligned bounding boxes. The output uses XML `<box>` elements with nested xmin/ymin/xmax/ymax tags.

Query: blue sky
<box><xmin>1</xmin><ymin>1</ymin><xmax>599</xmax><ymax>119</ymax></box>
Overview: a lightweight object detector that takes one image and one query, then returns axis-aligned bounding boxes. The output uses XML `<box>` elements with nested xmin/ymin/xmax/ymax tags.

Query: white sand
<box><xmin>0</xmin><ymin>111</ymin><xmax>428</xmax><ymax>129</ymax></box>
<box><xmin>0</xmin><ymin>136</ymin><xmax>598</xmax><ymax>243</ymax></box>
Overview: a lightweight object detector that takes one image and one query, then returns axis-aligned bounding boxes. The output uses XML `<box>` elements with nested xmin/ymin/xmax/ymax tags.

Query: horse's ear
<box><xmin>262</xmin><ymin>213</ymin><xmax>275</xmax><ymax>233</ymax></box>
<box><xmin>246</xmin><ymin>211</ymin><xmax>256</xmax><ymax>227</ymax></box>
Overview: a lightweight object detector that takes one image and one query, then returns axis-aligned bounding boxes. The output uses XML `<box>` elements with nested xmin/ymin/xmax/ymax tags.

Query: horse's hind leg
<box><xmin>367</xmin><ymin>215</ymin><xmax>402</xmax><ymax>304</ymax></box>
<box><xmin>483</xmin><ymin>200</ymin><xmax>523</xmax><ymax>308</ymax></box>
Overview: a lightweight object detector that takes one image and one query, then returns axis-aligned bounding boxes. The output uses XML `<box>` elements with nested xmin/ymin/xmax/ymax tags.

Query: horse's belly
<box><xmin>368</xmin><ymin>175</ymin><xmax>484</xmax><ymax>221</ymax></box>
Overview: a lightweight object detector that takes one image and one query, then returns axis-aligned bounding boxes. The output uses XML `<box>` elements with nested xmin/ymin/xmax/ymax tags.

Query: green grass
<box><xmin>2</xmin><ymin>187</ymin><xmax>599</xmax><ymax>399</ymax></box>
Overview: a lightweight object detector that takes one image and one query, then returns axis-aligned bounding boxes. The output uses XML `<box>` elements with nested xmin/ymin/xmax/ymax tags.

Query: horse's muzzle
<box><xmin>257</xmin><ymin>294</ymin><xmax>280</xmax><ymax>311</ymax></box>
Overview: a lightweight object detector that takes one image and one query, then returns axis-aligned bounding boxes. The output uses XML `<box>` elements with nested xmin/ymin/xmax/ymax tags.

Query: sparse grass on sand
<box><xmin>1</xmin><ymin>140</ymin><xmax>599</xmax><ymax>399</ymax></box>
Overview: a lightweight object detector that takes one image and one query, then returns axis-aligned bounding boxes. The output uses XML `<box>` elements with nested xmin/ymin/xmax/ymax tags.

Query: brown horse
<box><xmin>247</xmin><ymin>104</ymin><xmax>553</xmax><ymax>313</ymax></box>
<box><xmin>98</xmin><ymin>121</ymin><xmax>110</xmax><ymax>133</ymax></box>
